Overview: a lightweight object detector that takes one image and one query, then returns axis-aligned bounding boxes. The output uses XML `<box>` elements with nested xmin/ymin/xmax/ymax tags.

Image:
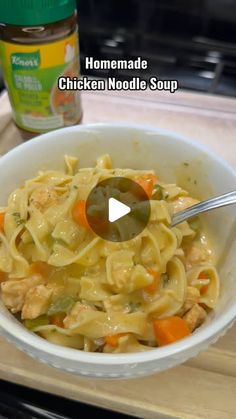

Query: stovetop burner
<box><xmin>78</xmin><ymin>0</ymin><xmax>236</xmax><ymax>96</ymax></box>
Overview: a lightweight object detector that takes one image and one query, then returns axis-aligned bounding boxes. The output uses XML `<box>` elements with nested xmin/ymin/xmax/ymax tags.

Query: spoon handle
<box><xmin>171</xmin><ymin>190</ymin><xmax>236</xmax><ymax>227</ymax></box>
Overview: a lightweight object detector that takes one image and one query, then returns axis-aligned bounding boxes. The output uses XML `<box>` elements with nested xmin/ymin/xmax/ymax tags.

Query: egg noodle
<box><xmin>0</xmin><ymin>154</ymin><xmax>219</xmax><ymax>353</ymax></box>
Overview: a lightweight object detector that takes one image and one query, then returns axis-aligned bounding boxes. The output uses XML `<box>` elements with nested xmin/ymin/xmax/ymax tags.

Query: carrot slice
<box><xmin>49</xmin><ymin>313</ymin><xmax>66</xmax><ymax>328</ymax></box>
<box><xmin>29</xmin><ymin>261</ymin><xmax>54</xmax><ymax>279</ymax></box>
<box><xmin>105</xmin><ymin>333</ymin><xmax>127</xmax><ymax>347</ymax></box>
<box><xmin>144</xmin><ymin>269</ymin><xmax>160</xmax><ymax>294</ymax></box>
<box><xmin>153</xmin><ymin>316</ymin><xmax>190</xmax><ymax>346</ymax></box>
<box><xmin>0</xmin><ymin>213</ymin><xmax>5</xmax><ymax>232</ymax></box>
<box><xmin>72</xmin><ymin>200</ymin><xmax>90</xmax><ymax>230</ymax></box>
<box><xmin>200</xmin><ymin>284</ymin><xmax>209</xmax><ymax>294</ymax></box>
<box><xmin>148</xmin><ymin>174</ymin><xmax>158</xmax><ymax>183</ymax></box>
<box><xmin>198</xmin><ymin>271</ymin><xmax>208</xmax><ymax>280</ymax></box>
<box><xmin>89</xmin><ymin>214</ymin><xmax>107</xmax><ymax>234</ymax></box>
<box><xmin>0</xmin><ymin>271</ymin><xmax>7</xmax><ymax>283</ymax></box>
<box><xmin>135</xmin><ymin>175</ymin><xmax>157</xmax><ymax>199</ymax></box>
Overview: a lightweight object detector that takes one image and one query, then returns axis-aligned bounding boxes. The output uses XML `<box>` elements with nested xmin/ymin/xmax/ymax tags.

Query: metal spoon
<box><xmin>171</xmin><ymin>190</ymin><xmax>236</xmax><ymax>227</ymax></box>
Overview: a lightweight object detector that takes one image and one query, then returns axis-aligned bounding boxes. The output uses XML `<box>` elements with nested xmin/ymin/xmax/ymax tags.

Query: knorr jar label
<box><xmin>0</xmin><ymin>31</ymin><xmax>82</xmax><ymax>133</ymax></box>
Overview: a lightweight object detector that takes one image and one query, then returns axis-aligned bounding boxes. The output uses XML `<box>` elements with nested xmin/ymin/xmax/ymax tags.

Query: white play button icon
<box><xmin>86</xmin><ymin>177</ymin><xmax>150</xmax><ymax>242</ymax></box>
<box><xmin>108</xmin><ymin>198</ymin><xmax>131</xmax><ymax>223</ymax></box>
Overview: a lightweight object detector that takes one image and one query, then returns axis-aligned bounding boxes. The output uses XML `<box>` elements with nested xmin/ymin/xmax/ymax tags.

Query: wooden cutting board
<box><xmin>0</xmin><ymin>89</ymin><xmax>236</xmax><ymax>419</ymax></box>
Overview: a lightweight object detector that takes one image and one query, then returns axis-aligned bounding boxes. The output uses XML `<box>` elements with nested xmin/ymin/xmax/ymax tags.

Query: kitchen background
<box><xmin>78</xmin><ymin>0</ymin><xmax>236</xmax><ymax>96</ymax></box>
<box><xmin>1</xmin><ymin>0</ymin><xmax>236</xmax><ymax>96</ymax></box>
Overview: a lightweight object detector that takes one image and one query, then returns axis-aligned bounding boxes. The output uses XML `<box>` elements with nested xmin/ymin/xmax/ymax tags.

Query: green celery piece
<box><xmin>47</xmin><ymin>296</ymin><xmax>76</xmax><ymax>316</ymax></box>
<box><xmin>129</xmin><ymin>302</ymin><xmax>141</xmax><ymax>313</ymax></box>
<box><xmin>131</xmin><ymin>201</ymin><xmax>150</xmax><ymax>222</ymax></box>
<box><xmin>152</xmin><ymin>184</ymin><xmax>165</xmax><ymax>200</ymax></box>
<box><xmin>24</xmin><ymin>315</ymin><xmax>49</xmax><ymax>330</ymax></box>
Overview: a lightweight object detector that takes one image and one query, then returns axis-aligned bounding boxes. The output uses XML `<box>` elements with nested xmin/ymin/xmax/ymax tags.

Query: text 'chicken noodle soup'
<box><xmin>0</xmin><ymin>154</ymin><xmax>219</xmax><ymax>353</ymax></box>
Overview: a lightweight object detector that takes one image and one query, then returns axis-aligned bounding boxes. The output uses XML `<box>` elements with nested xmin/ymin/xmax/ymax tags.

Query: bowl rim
<box><xmin>1</xmin><ymin>122</ymin><xmax>236</xmax><ymax>180</ymax></box>
<box><xmin>0</xmin><ymin>122</ymin><xmax>235</xmax><ymax>365</ymax></box>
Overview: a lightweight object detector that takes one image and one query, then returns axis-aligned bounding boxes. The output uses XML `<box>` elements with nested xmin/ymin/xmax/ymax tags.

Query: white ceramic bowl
<box><xmin>0</xmin><ymin>123</ymin><xmax>235</xmax><ymax>379</ymax></box>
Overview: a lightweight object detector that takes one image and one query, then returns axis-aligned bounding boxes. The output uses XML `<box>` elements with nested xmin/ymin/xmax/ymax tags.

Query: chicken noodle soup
<box><xmin>0</xmin><ymin>155</ymin><xmax>220</xmax><ymax>352</ymax></box>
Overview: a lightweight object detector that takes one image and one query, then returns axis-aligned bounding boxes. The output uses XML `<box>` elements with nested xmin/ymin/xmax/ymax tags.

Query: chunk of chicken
<box><xmin>30</xmin><ymin>186</ymin><xmax>58</xmax><ymax>210</ymax></box>
<box><xmin>63</xmin><ymin>302</ymin><xmax>94</xmax><ymax>329</ymax></box>
<box><xmin>185</xmin><ymin>245</ymin><xmax>208</xmax><ymax>269</ymax></box>
<box><xmin>179</xmin><ymin>286</ymin><xmax>200</xmax><ymax>316</ymax></box>
<box><xmin>171</xmin><ymin>197</ymin><xmax>199</xmax><ymax>214</ymax></box>
<box><xmin>21</xmin><ymin>285</ymin><xmax>53</xmax><ymax>320</ymax></box>
<box><xmin>1</xmin><ymin>275</ymin><xmax>42</xmax><ymax>313</ymax></box>
<box><xmin>183</xmin><ymin>303</ymin><xmax>207</xmax><ymax>332</ymax></box>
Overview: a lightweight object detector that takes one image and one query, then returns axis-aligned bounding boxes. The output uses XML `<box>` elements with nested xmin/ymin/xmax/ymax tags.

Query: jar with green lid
<box><xmin>0</xmin><ymin>0</ymin><xmax>82</xmax><ymax>140</ymax></box>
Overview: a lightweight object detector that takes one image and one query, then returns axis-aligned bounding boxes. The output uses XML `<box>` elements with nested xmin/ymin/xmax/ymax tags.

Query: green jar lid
<box><xmin>0</xmin><ymin>0</ymin><xmax>76</xmax><ymax>26</ymax></box>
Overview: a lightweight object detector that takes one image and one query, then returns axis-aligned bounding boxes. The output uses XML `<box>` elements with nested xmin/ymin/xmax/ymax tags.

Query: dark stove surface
<box><xmin>0</xmin><ymin>380</ymin><xmax>136</xmax><ymax>419</ymax></box>
<box><xmin>77</xmin><ymin>0</ymin><xmax>236</xmax><ymax>97</ymax></box>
